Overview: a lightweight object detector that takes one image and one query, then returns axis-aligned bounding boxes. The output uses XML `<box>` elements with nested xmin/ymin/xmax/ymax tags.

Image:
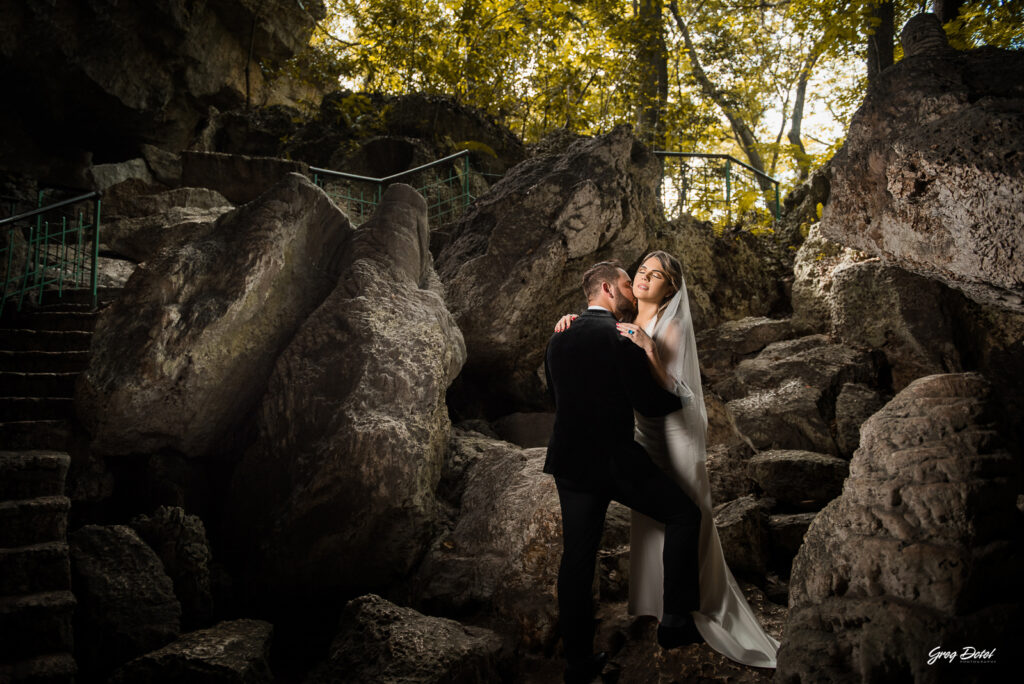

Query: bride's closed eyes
<box><xmin>637</xmin><ymin>266</ymin><xmax>665</xmax><ymax>280</ymax></box>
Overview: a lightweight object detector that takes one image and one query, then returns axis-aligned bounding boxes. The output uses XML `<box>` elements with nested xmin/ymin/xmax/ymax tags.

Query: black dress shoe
<box><xmin>657</xmin><ymin>619</ymin><xmax>703</xmax><ymax>650</ymax></box>
<box><xmin>564</xmin><ymin>651</ymin><xmax>608</xmax><ymax>684</ymax></box>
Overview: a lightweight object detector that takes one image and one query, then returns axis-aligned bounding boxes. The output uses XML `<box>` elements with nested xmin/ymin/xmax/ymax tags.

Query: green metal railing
<box><xmin>311</xmin><ymin>149</ymin><xmax>498</xmax><ymax>227</ymax></box>
<box><xmin>654</xmin><ymin>152</ymin><xmax>780</xmax><ymax>225</ymax></box>
<box><xmin>1</xmin><ymin>192</ymin><xmax>101</xmax><ymax>316</ymax></box>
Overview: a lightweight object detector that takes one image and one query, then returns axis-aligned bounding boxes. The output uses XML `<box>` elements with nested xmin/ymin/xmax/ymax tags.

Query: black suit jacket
<box><xmin>543</xmin><ymin>309</ymin><xmax>682</xmax><ymax>486</ymax></box>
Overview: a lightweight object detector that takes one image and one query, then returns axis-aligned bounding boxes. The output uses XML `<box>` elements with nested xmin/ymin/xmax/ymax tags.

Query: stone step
<box><xmin>0</xmin><ymin>372</ymin><xmax>78</xmax><ymax>398</ymax></box>
<box><xmin>0</xmin><ymin>496</ymin><xmax>70</xmax><ymax>548</ymax></box>
<box><xmin>0</xmin><ymin>651</ymin><xmax>77</xmax><ymax>684</ymax></box>
<box><xmin>0</xmin><ymin>452</ymin><xmax>70</xmax><ymax>500</ymax></box>
<box><xmin>0</xmin><ymin>310</ymin><xmax>98</xmax><ymax>332</ymax></box>
<box><xmin>0</xmin><ymin>421</ymin><xmax>72</xmax><ymax>451</ymax></box>
<box><xmin>0</xmin><ymin>397</ymin><xmax>74</xmax><ymax>422</ymax></box>
<box><xmin>0</xmin><ymin>329</ymin><xmax>92</xmax><ymax>352</ymax></box>
<box><xmin>0</xmin><ymin>542</ymin><xmax>70</xmax><ymax>596</ymax></box>
<box><xmin>0</xmin><ymin>350</ymin><xmax>90</xmax><ymax>373</ymax></box>
<box><xmin>0</xmin><ymin>591</ymin><xmax>76</xmax><ymax>661</ymax></box>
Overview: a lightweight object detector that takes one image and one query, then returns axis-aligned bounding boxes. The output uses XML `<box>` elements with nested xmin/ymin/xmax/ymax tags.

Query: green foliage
<box><xmin>298</xmin><ymin>0</ymin><xmax>1020</xmax><ymax>201</ymax></box>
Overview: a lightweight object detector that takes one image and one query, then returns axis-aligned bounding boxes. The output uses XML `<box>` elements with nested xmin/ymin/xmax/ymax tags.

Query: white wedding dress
<box><xmin>628</xmin><ymin>287</ymin><xmax>779</xmax><ymax>669</ymax></box>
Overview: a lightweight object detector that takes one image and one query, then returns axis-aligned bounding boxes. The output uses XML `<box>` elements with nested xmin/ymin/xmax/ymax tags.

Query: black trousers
<box><xmin>554</xmin><ymin>445</ymin><xmax>702</xmax><ymax>666</ymax></box>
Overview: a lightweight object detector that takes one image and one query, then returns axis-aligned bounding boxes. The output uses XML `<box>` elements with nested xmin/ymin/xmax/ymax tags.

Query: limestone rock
<box><xmin>790</xmin><ymin>223</ymin><xmax>861</xmax><ymax>334</ymax></box>
<box><xmin>130</xmin><ymin>506</ymin><xmax>213</xmax><ymax>629</ymax></box>
<box><xmin>141</xmin><ymin>145</ymin><xmax>183</xmax><ymax>187</ymax></box>
<box><xmin>413</xmin><ymin>438</ymin><xmax>561</xmax><ymax>650</ymax></box>
<box><xmin>99</xmin><ymin>187</ymin><xmax>234</xmax><ymax>262</ymax></box>
<box><xmin>717</xmin><ymin>335</ymin><xmax>876</xmax><ymax>402</ymax></box>
<box><xmin>307</xmin><ymin>594</ymin><xmax>505</xmax><ymax>684</ymax></box>
<box><xmin>110</xmin><ymin>619</ymin><xmax>274</xmax><ymax>684</ymax></box>
<box><xmin>70</xmin><ymin>525</ymin><xmax>181</xmax><ymax>676</ymax></box>
<box><xmin>822</xmin><ymin>25</ymin><xmax>1024</xmax><ymax>313</ymax></box>
<box><xmin>437</xmin><ymin>126</ymin><xmax>660</xmax><ymax>412</ymax></box>
<box><xmin>0</xmin><ymin>0</ymin><xmax>325</xmax><ymax>152</ymax></box>
<box><xmin>829</xmin><ymin>259</ymin><xmax>961</xmax><ymax>390</ymax></box>
<box><xmin>713</xmin><ymin>495</ymin><xmax>772</xmax><ymax>578</ymax></box>
<box><xmin>76</xmin><ymin>173</ymin><xmax>352</xmax><ymax>458</ymax></box>
<box><xmin>777</xmin><ymin>373</ymin><xmax>1023</xmax><ymax>682</ymax></box>
<box><xmin>747</xmin><ymin>450</ymin><xmax>849</xmax><ymax>511</ymax></box>
<box><xmin>705</xmin><ymin>442</ymin><xmax>757</xmax><ymax>504</ymax></box>
<box><xmin>225</xmin><ymin>184</ymin><xmax>465</xmax><ymax>601</ymax></box>
<box><xmin>89</xmin><ymin>159</ymin><xmax>155</xmax><ymax>193</ymax></box>
<box><xmin>696</xmin><ymin>316</ymin><xmax>799</xmax><ymax>386</ymax></box>
<box><xmin>181</xmin><ymin>152</ymin><xmax>309</xmax><ymax>205</ymax></box>
<box><xmin>728</xmin><ymin>379</ymin><xmax>837</xmax><ymax>455</ymax></box>
<box><xmin>834</xmin><ymin>383</ymin><xmax>887</xmax><ymax>459</ymax></box>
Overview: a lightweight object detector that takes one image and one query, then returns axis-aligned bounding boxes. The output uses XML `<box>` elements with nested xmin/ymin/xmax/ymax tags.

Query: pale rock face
<box><xmin>437</xmin><ymin>125</ymin><xmax>660</xmax><ymax>412</ymax></box>
<box><xmin>776</xmin><ymin>373</ymin><xmax>1023</xmax><ymax>683</ymax></box>
<box><xmin>77</xmin><ymin>173</ymin><xmax>352</xmax><ymax>458</ymax></box>
<box><xmin>821</xmin><ymin>24</ymin><xmax>1024</xmax><ymax>313</ymax></box>
<box><xmin>224</xmin><ymin>184</ymin><xmax>466</xmax><ymax>601</ymax></box>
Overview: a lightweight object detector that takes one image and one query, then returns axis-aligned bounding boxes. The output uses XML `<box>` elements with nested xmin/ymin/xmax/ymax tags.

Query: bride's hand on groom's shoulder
<box><xmin>616</xmin><ymin>323</ymin><xmax>654</xmax><ymax>353</ymax></box>
<box><xmin>554</xmin><ymin>314</ymin><xmax>577</xmax><ymax>332</ymax></box>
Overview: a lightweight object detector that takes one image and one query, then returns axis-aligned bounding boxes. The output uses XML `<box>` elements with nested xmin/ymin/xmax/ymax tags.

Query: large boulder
<box><xmin>822</xmin><ymin>13</ymin><xmax>1024</xmax><ymax>314</ymax></box>
<box><xmin>413</xmin><ymin>435</ymin><xmax>562</xmax><ymax>650</ymax></box>
<box><xmin>747</xmin><ymin>450</ymin><xmax>849</xmax><ymax>511</ymax></box>
<box><xmin>437</xmin><ymin>125</ymin><xmax>660</xmax><ymax>413</ymax></box>
<box><xmin>99</xmin><ymin>187</ymin><xmax>234</xmax><ymax>262</ymax></box>
<box><xmin>224</xmin><ymin>184</ymin><xmax>465</xmax><ymax>601</ymax></box>
<box><xmin>776</xmin><ymin>373</ymin><xmax>1023</xmax><ymax>682</ymax></box>
<box><xmin>76</xmin><ymin>173</ymin><xmax>352</xmax><ymax>458</ymax></box>
<box><xmin>0</xmin><ymin>0</ymin><xmax>325</xmax><ymax>161</ymax></box>
<box><xmin>110</xmin><ymin>619</ymin><xmax>274</xmax><ymax>684</ymax></box>
<box><xmin>130</xmin><ymin>506</ymin><xmax>213</xmax><ymax>630</ymax></box>
<box><xmin>307</xmin><ymin>594</ymin><xmax>506</xmax><ymax>684</ymax></box>
<box><xmin>728</xmin><ymin>379</ymin><xmax>837</xmax><ymax>455</ymax></box>
<box><xmin>70</xmin><ymin>525</ymin><xmax>181</xmax><ymax>677</ymax></box>
<box><xmin>696</xmin><ymin>316</ymin><xmax>799</xmax><ymax>386</ymax></box>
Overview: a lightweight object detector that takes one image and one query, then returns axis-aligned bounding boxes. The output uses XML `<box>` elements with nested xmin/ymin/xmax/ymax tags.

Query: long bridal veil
<box><xmin>631</xmin><ymin>275</ymin><xmax>779</xmax><ymax>668</ymax></box>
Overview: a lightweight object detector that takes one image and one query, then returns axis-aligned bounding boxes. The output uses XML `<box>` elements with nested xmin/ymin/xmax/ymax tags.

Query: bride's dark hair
<box><xmin>640</xmin><ymin>250</ymin><xmax>683</xmax><ymax>313</ymax></box>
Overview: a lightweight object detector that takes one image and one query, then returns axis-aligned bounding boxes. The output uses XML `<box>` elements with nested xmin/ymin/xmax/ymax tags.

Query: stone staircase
<box><xmin>0</xmin><ymin>451</ymin><xmax>76</xmax><ymax>683</ymax></box>
<box><xmin>0</xmin><ymin>290</ymin><xmax>115</xmax><ymax>683</ymax></box>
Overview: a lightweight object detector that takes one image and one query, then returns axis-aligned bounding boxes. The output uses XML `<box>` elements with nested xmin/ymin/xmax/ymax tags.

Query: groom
<box><xmin>544</xmin><ymin>261</ymin><xmax>703</xmax><ymax>683</ymax></box>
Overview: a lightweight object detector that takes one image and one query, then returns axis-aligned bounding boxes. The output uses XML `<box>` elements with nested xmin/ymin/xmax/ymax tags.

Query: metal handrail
<box><xmin>309</xmin><ymin>149</ymin><xmax>472</xmax><ymax>183</ymax></box>
<box><xmin>0</xmin><ymin>191</ymin><xmax>101</xmax><ymax>226</ymax></box>
<box><xmin>653</xmin><ymin>151</ymin><xmax>781</xmax><ymax>222</ymax></box>
<box><xmin>2</xmin><ymin>191</ymin><xmax>102</xmax><ymax>314</ymax></box>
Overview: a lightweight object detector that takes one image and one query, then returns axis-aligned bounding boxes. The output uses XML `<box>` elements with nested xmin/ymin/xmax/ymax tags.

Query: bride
<box><xmin>555</xmin><ymin>250</ymin><xmax>779</xmax><ymax>668</ymax></box>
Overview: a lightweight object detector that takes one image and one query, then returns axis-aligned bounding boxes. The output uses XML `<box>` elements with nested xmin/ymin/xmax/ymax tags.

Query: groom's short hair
<box><xmin>583</xmin><ymin>261</ymin><xmax>624</xmax><ymax>302</ymax></box>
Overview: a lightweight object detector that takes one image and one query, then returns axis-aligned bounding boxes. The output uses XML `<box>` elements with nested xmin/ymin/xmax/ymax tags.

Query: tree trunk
<box><xmin>933</xmin><ymin>0</ymin><xmax>965</xmax><ymax>23</ymax></box>
<box><xmin>867</xmin><ymin>1</ymin><xmax>895</xmax><ymax>87</ymax></box>
<box><xmin>787</xmin><ymin>58</ymin><xmax>813</xmax><ymax>182</ymax></box>
<box><xmin>667</xmin><ymin>1</ymin><xmax>771</xmax><ymax>190</ymax></box>
<box><xmin>636</xmin><ymin>0</ymin><xmax>668</xmax><ymax>146</ymax></box>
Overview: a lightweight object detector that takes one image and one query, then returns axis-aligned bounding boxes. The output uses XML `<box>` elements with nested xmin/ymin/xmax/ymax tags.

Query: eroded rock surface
<box><xmin>777</xmin><ymin>373</ymin><xmax>1023</xmax><ymax>683</ymax></box>
<box><xmin>307</xmin><ymin>594</ymin><xmax>506</xmax><ymax>684</ymax></box>
<box><xmin>822</xmin><ymin>15</ymin><xmax>1024</xmax><ymax>313</ymax></box>
<box><xmin>225</xmin><ymin>184</ymin><xmax>465</xmax><ymax>600</ymax></box>
<box><xmin>437</xmin><ymin>125</ymin><xmax>660</xmax><ymax>412</ymax></box>
<box><xmin>77</xmin><ymin>173</ymin><xmax>351</xmax><ymax>458</ymax></box>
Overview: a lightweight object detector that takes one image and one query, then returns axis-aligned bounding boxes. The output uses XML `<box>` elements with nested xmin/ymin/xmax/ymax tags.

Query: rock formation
<box><xmin>76</xmin><ymin>173</ymin><xmax>352</xmax><ymax>458</ymax></box>
<box><xmin>777</xmin><ymin>373</ymin><xmax>1022</xmax><ymax>682</ymax></box>
<box><xmin>224</xmin><ymin>184</ymin><xmax>465</xmax><ymax>601</ymax></box>
<box><xmin>69</xmin><ymin>525</ymin><xmax>181</xmax><ymax>677</ymax></box>
<box><xmin>109</xmin><ymin>619</ymin><xmax>274</xmax><ymax>684</ymax></box>
<box><xmin>822</xmin><ymin>13</ymin><xmax>1024</xmax><ymax>313</ymax></box>
<box><xmin>0</xmin><ymin>0</ymin><xmax>325</xmax><ymax>170</ymax></box>
<box><xmin>437</xmin><ymin>125</ymin><xmax>661</xmax><ymax>413</ymax></box>
<box><xmin>413</xmin><ymin>432</ymin><xmax>562</xmax><ymax>649</ymax></box>
<box><xmin>307</xmin><ymin>594</ymin><xmax>506</xmax><ymax>684</ymax></box>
